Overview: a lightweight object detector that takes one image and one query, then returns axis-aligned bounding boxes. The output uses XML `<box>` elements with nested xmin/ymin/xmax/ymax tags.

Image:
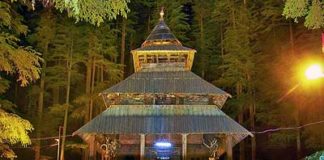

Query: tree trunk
<box><xmin>120</xmin><ymin>17</ymin><xmax>126</xmax><ymax>79</ymax></box>
<box><xmin>199</xmin><ymin>13</ymin><xmax>206</xmax><ymax>78</ymax></box>
<box><xmin>35</xmin><ymin>70</ymin><xmax>45</xmax><ymax>160</ymax></box>
<box><xmin>236</xmin><ymin>82</ymin><xmax>245</xmax><ymax>160</ymax></box>
<box><xmin>247</xmin><ymin>71</ymin><xmax>256</xmax><ymax>160</ymax></box>
<box><xmin>100</xmin><ymin>65</ymin><xmax>104</xmax><ymax>82</ymax></box>
<box><xmin>220</xmin><ymin>24</ymin><xmax>225</xmax><ymax>76</ymax></box>
<box><xmin>250</xmin><ymin>102</ymin><xmax>256</xmax><ymax>160</ymax></box>
<box><xmin>199</xmin><ymin>14</ymin><xmax>204</xmax><ymax>49</ymax></box>
<box><xmin>52</xmin><ymin>58</ymin><xmax>61</xmax><ymax>105</ymax></box>
<box><xmin>231</xmin><ymin>6</ymin><xmax>236</xmax><ymax>28</ymax></box>
<box><xmin>289</xmin><ymin>20</ymin><xmax>301</xmax><ymax>159</ymax></box>
<box><xmin>147</xmin><ymin>15</ymin><xmax>151</xmax><ymax>33</ymax></box>
<box><xmin>89</xmin><ymin>57</ymin><xmax>96</xmax><ymax>120</ymax></box>
<box><xmin>35</xmin><ymin>74</ymin><xmax>45</xmax><ymax>160</ymax></box>
<box><xmin>296</xmin><ymin>106</ymin><xmax>301</xmax><ymax>159</ymax></box>
<box><xmin>120</xmin><ymin>18</ymin><xmax>126</xmax><ymax>66</ymax></box>
<box><xmin>83</xmin><ymin>43</ymin><xmax>93</xmax><ymax>160</ymax></box>
<box><xmin>127</xmin><ymin>34</ymin><xmax>135</xmax><ymax>75</ymax></box>
<box><xmin>53</xmin><ymin>87</ymin><xmax>60</xmax><ymax>105</ymax></box>
<box><xmin>289</xmin><ymin>21</ymin><xmax>295</xmax><ymax>55</ymax></box>
<box><xmin>220</xmin><ymin>24</ymin><xmax>224</xmax><ymax>59</ymax></box>
<box><xmin>85</xmin><ymin>57</ymin><xmax>92</xmax><ymax>122</ymax></box>
<box><xmin>95</xmin><ymin>66</ymin><xmax>99</xmax><ymax>85</ymax></box>
<box><xmin>60</xmin><ymin>38</ymin><xmax>73</xmax><ymax>160</ymax></box>
<box><xmin>238</xmin><ymin>113</ymin><xmax>245</xmax><ymax>160</ymax></box>
<box><xmin>35</xmin><ymin>41</ymin><xmax>49</xmax><ymax>160</ymax></box>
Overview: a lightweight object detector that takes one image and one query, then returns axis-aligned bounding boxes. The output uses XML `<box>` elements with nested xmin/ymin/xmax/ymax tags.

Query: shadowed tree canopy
<box><xmin>283</xmin><ymin>0</ymin><xmax>324</xmax><ymax>29</ymax></box>
<box><xmin>52</xmin><ymin>0</ymin><xmax>130</xmax><ymax>26</ymax></box>
<box><xmin>0</xmin><ymin>1</ymin><xmax>40</xmax><ymax>158</ymax></box>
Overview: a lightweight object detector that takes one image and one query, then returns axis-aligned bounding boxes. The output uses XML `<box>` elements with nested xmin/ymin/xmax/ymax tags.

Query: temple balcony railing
<box><xmin>102</xmin><ymin>93</ymin><xmax>228</xmax><ymax>108</ymax></box>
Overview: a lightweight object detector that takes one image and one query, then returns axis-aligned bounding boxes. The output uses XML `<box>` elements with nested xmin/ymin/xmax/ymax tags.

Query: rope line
<box><xmin>27</xmin><ymin>120</ymin><xmax>324</xmax><ymax>141</ymax></box>
<box><xmin>11</xmin><ymin>143</ymin><xmax>58</xmax><ymax>149</ymax></box>
<box><xmin>252</xmin><ymin>120</ymin><xmax>324</xmax><ymax>134</ymax></box>
<box><xmin>30</xmin><ymin>135</ymin><xmax>73</xmax><ymax>141</ymax></box>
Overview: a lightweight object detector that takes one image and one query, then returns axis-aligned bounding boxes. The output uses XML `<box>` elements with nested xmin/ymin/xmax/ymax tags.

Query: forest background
<box><xmin>0</xmin><ymin>0</ymin><xmax>323</xmax><ymax>160</ymax></box>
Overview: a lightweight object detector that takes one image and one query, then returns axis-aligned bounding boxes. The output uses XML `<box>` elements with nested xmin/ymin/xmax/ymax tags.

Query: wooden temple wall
<box><xmin>107</xmin><ymin>94</ymin><xmax>225</xmax><ymax>106</ymax></box>
<box><xmin>116</xmin><ymin>134</ymin><xmax>208</xmax><ymax>159</ymax></box>
<box><xmin>116</xmin><ymin>145</ymin><xmax>209</xmax><ymax>159</ymax></box>
<box><xmin>119</xmin><ymin>134</ymin><xmax>203</xmax><ymax>145</ymax></box>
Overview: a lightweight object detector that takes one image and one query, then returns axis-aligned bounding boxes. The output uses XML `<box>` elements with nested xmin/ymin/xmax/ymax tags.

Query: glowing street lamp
<box><xmin>304</xmin><ymin>64</ymin><xmax>323</xmax><ymax>80</ymax></box>
<box><xmin>277</xmin><ymin>63</ymin><xmax>323</xmax><ymax>103</ymax></box>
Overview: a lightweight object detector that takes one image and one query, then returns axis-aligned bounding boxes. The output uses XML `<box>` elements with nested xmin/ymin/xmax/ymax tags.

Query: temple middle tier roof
<box><xmin>100</xmin><ymin>71</ymin><xmax>231</xmax><ymax>107</ymax></box>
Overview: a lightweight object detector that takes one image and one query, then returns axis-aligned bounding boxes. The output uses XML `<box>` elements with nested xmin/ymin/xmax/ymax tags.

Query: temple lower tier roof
<box><xmin>73</xmin><ymin>105</ymin><xmax>252</xmax><ymax>146</ymax></box>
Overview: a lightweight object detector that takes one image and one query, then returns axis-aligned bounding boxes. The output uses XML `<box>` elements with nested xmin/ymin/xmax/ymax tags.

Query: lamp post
<box><xmin>297</xmin><ymin>63</ymin><xmax>323</xmax><ymax>159</ymax></box>
<box><xmin>55</xmin><ymin>138</ymin><xmax>60</xmax><ymax>160</ymax></box>
<box><xmin>276</xmin><ymin>63</ymin><xmax>323</xmax><ymax>159</ymax></box>
<box><xmin>56</xmin><ymin>126</ymin><xmax>62</xmax><ymax>160</ymax></box>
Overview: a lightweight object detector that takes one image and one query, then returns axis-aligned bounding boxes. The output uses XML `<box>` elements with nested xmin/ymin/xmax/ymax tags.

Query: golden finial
<box><xmin>160</xmin><ymin>7</ymin><xmax>164</xmax><ymax>21</ymax></box>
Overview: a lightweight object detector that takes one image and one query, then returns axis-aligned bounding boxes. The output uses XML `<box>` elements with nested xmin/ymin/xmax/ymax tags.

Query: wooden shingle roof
<box><xmin>101</xmin><ymin>71</ymin><xmax>229</xmax><ymax>96</ymax></box>
<box><xmin>74</xmin><ymin>105</ymin><xmax>252</xmax><ymax>146</ymax></box>
<box><xmin>145</xmin><ymin>20</ymin><xmax>178</xmax><ymax>42</ymax></box>
<box><xmin>135</xmin><ymin>17</ymin><xmax>195</xmax><ymax>52</ymax></box>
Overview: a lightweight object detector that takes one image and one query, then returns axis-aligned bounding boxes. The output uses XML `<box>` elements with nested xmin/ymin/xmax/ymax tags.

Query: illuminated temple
<box><xmin>74</xmin><ymin>10</ymin><xmax>252</xmax><ymax>160</ymax></box>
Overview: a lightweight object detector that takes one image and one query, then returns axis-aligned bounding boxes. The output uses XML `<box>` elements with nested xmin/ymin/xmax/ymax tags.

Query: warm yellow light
<box><xmin>305</xmin><ymin>64</ymin><xmax>323</xmax><ymax>80</ymax></box>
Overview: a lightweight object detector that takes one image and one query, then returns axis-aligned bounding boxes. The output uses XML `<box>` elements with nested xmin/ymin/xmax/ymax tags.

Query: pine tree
<box><xmin>212</xmin><ymin>0</ymin><xmax>279</xmax><ymax>159</ymax></box>
<box><xmin>68</xmin><ymin>23</ymin><xmax>122</xmax><ymax>159</ymax></box>
<box><xmin>50</xmin><ymin>0</ymin><xmax>130</xmax><ymax>26</ymax></box>
<box><xmin>283</xmin><ymin>0</ymin><xmax>324</xmax><ymax>29</ymax></box>
<box><xmin>47</xmin><ymin>16</ymin><xmax>84</xmax><ymax>160</ymax></box>
<box><xmin>28</xmin><ymin>9</ymin><xmax>57</xmax><ymax>160</ymax></box>
<box><xmin>192</xmin><ymin>0</ymin><xmax>216</xmax><ymax>79</ymax></box>
<box><xmin>0</xmin><ymin>1</ymin><xmax>41</xmax><ymax>158</ymax></box>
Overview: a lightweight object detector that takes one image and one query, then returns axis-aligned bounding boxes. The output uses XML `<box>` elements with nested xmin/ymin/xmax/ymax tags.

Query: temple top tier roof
<box><xmin>131</xmin><ymin>9</ymin><xmax>196</xmax><ymax>72</ymax></box>
<box><xmin>141</xmin><ymin>20</ymin><xmax>181</xmax><ymax>47</ymax></box>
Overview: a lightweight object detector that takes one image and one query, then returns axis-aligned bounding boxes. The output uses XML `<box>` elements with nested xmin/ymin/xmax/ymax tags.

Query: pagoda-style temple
<box><xmin>74</xmin><ymin>10</ymin><xmax>252</xmax><ymax>160</ymax></box>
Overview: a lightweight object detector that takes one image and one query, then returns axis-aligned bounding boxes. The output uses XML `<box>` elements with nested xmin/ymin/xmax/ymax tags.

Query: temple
<box><xmin>74</xmin><ymin>9</ymin><xmax>252</xmax><ymax>160</ymax></box>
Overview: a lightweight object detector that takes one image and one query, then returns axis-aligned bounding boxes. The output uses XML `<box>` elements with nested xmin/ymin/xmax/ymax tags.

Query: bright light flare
<box><xmin>305</xmin><ymin>64</ymin><xmax>323</xmax><ymax>80</ymax></box>
<box><xmin>154</xmin><ymin>141</ymin><xmax>172</xmax><ymax>148</ymax></box>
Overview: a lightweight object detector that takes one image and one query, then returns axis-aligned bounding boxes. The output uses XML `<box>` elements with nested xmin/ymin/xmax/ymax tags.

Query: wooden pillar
<box><xmin>89</xmin><ymin>135</ymin><xmax>96</xmax><ymax>160</ymax></box>
<box><xmin>226</xmin><ymin>135</ymin><xmax>233</xmax><ymax>160</ymax></box>
<box><xmin>140</xmin><ymin>134</ymin><xmax>145</xmax><ymax>160</ymax></box>
<box><xmin>182</xmin><ymin>134</ymin><xmax>188</xmax><ymax>160</ymax></box>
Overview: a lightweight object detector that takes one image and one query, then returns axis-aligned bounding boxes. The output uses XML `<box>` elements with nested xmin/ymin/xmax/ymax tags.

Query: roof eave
<box><xmin>131</xmin><ymin>49</ymin><xmax>196</xmax><ymax>53</ymax></box>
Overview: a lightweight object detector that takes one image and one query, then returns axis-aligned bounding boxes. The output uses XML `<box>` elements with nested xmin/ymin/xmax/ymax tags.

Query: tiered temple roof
<box><xmin>100</xmin><ymin>17</ymin><xmax>230</xmax><ymax>107</ymax></box>
<box><xmin>75</xmin><ymin>9</ymin><xmax>252</xmax><ymax>157</ymax></box>
<box><xmin>102</xmin><ymin>71</ymin><xmax>227</xmax><ymax>95</ymax></box>
<box><xmin>74</xmin><ymin>105</ymin><xmax>251</xmax><ymax>145</ymax></box>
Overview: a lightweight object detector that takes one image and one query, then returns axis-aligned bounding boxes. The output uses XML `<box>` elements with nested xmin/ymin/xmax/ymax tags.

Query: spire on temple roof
<box><xmin>140</xmin><ymin>7</ymin><xmax>181</xmax><ymax>47</ymax></box>
<box><xmin>160</xmin><ymin>7</ymin><xmax>164</xmax><ymax>21</ymax></box>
